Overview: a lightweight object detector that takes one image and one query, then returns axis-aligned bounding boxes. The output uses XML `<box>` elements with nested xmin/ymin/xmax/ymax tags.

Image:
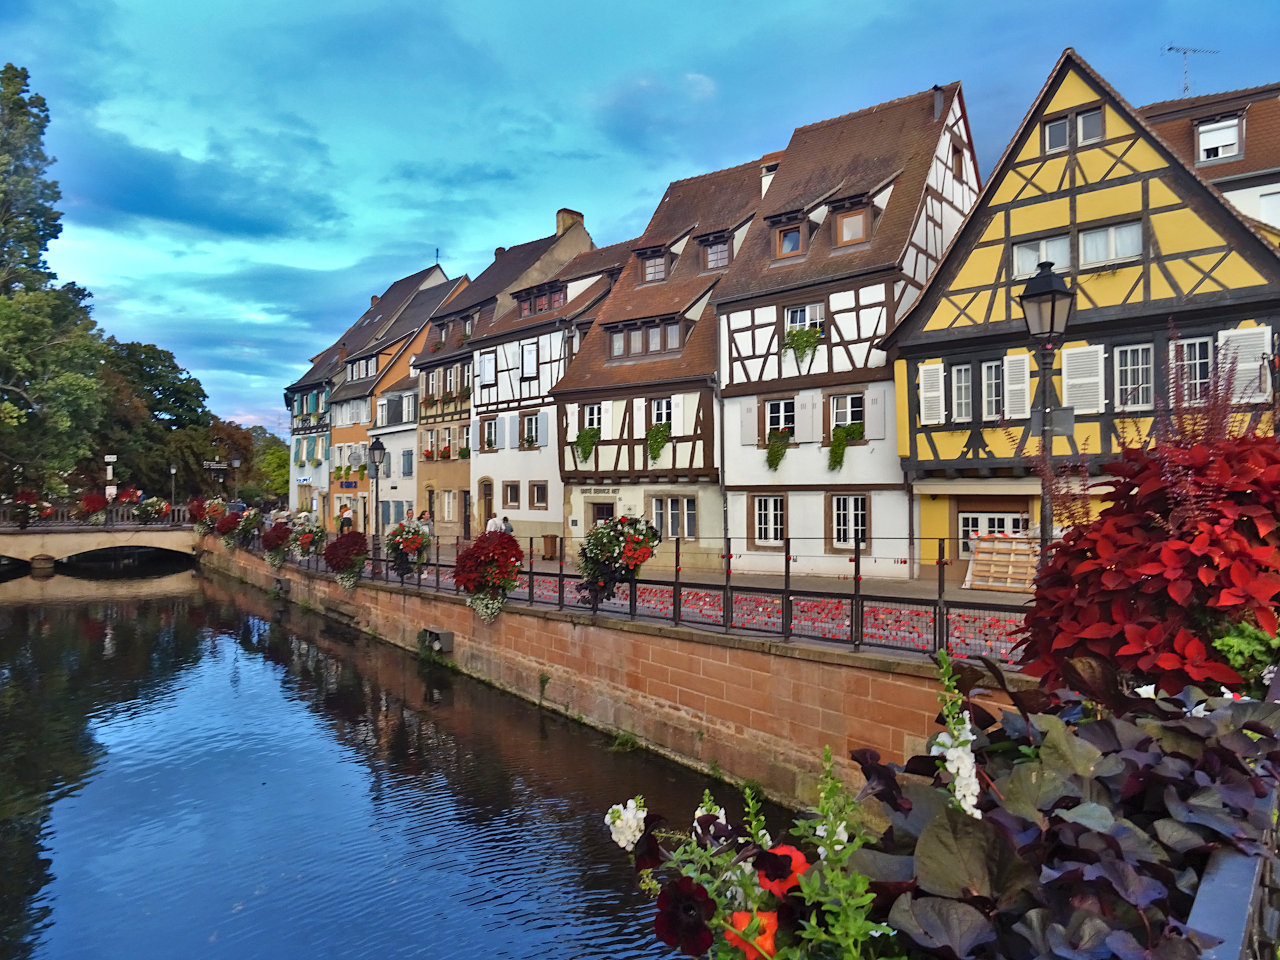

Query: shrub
<box><xmin>576</xmin><ymin>515</ymin><xmax>659</xmax><ymax>605</ymax></box>
<box><xmin>575</xmin><ymin>426</ymin><xmax>601</xmax><ymax>462</ymax></box>
<box><xmin>765</xmin><ymin>430</ymin><xmax>791</xmax><ymax>471</ymax></box>
<box><xmin>262</xmin><ymin>521</ymin><xmax>291</xmax><ymax>570</ymax></box>
<box><xmin>385</xmin><ymin>518</ymin><xmax>431</xmax><ymax>580</ymax></box>
<box><xmin>323</xmin><ymin>531</ymin><xmax>367</xmax><ymax>590</ymax></box>
<box><xmin>646</xmin><ymin>421</ymin><xmax>671</xmax><ymax>461</ymax></box>
<box><xmin>827</xmin><ymin>423</ymin><xmax>864</xmax><ymax>472</ymax></box>
<box><xmin>455</xmin><ymin>531</ymin><xmax>522</xmax><ymax>622</ymax></box>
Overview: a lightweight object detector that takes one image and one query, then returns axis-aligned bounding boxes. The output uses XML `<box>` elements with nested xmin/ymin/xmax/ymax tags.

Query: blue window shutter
<box><xmin>537</xmin><ymin>410</ymin><xmax>549</xmax><ymax>446</ymax></box>
<box><xmin>495</xmin><ymin>417</ymin><xmax>506</xmax><ymax>449</ymax></box>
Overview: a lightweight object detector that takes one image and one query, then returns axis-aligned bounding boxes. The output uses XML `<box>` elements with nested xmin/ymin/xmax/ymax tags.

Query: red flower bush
<box><xmin>323</xmin><ymin>531</ymin><xmax>368</xmax><ymax>574</ymax></box>
<box><xmin>1017</xmin><ymin>435</ymin><xmax>1280</xmax><ymax>694</ymax></box>
<box><xmin>215</xmin><ymin>511</ymin><xmax>241</xmax><ymax>535</ymax></box>
<box><xmin>14</xmin><ymin>490</ymin><xmax>36</xmax><ymax>505</ymax></box>
<box><xmin>261</xmin><ymin>522</ymin><xmax>291</xmax><ymax>551</ymax></box>
<box><xmin>115</xmin><ymin>487</ymin><xmax>141</xmax><ymax>504</ymax></box>
<box><xmin>455</xmin><ymin>531</ymin><xmax>523</xmax><ymax>596</ymax></box>
<box><xmin>188</xmin><ymin>497</ymin><xmax>206</xmax><ymax>522</ymax></box>
<box><xmin>78</xmin><ymin>493</ymin><xmax>108</xmax><ymax>517</ymax></box>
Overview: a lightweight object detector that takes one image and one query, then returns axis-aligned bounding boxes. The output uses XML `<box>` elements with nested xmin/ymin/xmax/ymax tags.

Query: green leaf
<box><xmin>1036</xmin><ymin>714</ymin><xmax>1104</xmax><ymax>778</ymax></box>
<box><xmin>914</xmin><ymin>806</ymin><xmax>1036</xmax><ymax>910</ymax></box>
<box><xmin>1058</xmin><ymin>802</ymin><xmax>1115</xmax><ymax>832</ymax></box>
<box><xmin>888</xmin><ymin>894</ymin><xmax>996</xmax><ymax>959</ymax></box>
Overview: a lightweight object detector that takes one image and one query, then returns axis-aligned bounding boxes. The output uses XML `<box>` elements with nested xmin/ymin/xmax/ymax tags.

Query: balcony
<box><xmin>292</xmin><ymin>412</ymin><xmax>330</xmax><ymax>434</ymax></box>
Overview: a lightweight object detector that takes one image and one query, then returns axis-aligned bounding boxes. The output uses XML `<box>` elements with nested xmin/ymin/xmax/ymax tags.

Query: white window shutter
<box><xmin>537</xmin><ymin>410</ymin><xmax>549</xmax><ymax>446</ymax></box>
<box><xmin>1061</xmin><ymin>345</ymin><xmax>1105</xmax><ymax>415</ymax></box>
<box><xmin>601</xmin><ymin>401</ymin><xmax>613</xmax><ymax>440</ymax></box>
<box><xmin>1219</xmin><ymin>326</ymin><xmax>1272</xmax><ymax>403</ymax></box>
<box><xmin>564</xmin><ymin>405</ymin><xmax>578</xmax><ymax>444</ymax></box>
<box><xmin>794</xmin><ymin>395</ymin><xmax>816</xmax><ymax>442</ymax></box>
<box><xmin>495</xmin><ymin>417</ymin><xmax>506</xmax><ymax>449</ymax></box>
<box><xmin>1004</xmin><ymin>353</ymin><xmax>1031</xmax><ymax>420</ymax></box>
<box><xmin>740</xmin><ymin>398</ymin><xmax>758</xmax><ymax>444</ymax></box>
<box><xmin>671</xmin><ymin>395</ymin><xmax>684</xmax><ymax>435</ymax></box>
<box><xmin>864</xmin><ymin>390</ymin><xmax>886</xmax><ymax>440</ymax></box>
<box><xmin>509</xmin><ymin>413</ymin><xmax>521</xmax><ymax>444</ymax></box>
<box><xmin>918</xmin><ymin>364</ymin><xmax>945</xmax><ymax>425</ymax></box>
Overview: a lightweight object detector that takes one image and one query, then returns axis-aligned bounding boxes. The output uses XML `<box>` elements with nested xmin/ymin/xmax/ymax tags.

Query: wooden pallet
<box><xmin>964</xmin><ymin>535</ymin><xmax>1037</xmax><ymax>592</ymax></box>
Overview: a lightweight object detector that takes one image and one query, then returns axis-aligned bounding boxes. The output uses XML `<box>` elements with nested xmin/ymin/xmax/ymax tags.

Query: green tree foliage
<box><xmin>0</xmin><ymin>63</ymin><xmax>61</xmax><ymax>293</ymax></box>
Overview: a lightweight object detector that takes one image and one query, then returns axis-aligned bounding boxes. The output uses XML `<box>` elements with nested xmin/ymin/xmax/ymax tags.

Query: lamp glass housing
<box><xmin>1018</xmin><ymin>261</ymin><xmax>1075</xmax><ymax>339</ymax></box>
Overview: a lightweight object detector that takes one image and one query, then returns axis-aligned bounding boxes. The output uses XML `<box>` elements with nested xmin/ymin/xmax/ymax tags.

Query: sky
<box><xmin>7</xmin><ymin>0</ymin><xmax>1280</xmax><ymax>435</ymax></box>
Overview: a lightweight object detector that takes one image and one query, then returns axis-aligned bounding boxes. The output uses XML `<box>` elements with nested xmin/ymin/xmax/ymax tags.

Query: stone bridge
<box><xmin>0</xmin><ymin>524</ymin><xmax>199</xmax><ymax>563</ymax></box>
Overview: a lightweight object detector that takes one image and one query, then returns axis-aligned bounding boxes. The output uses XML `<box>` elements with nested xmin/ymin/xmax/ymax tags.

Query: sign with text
<box><xmin>202</xmin><ymin>460</ymin><xmax>229</xmax><ymax>470</ymax></box>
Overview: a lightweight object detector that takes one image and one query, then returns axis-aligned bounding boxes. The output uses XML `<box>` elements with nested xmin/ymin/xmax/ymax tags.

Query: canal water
<box><xmin>0</xmin><ymin>570</ymin><xmax>777</xmax><ymax>960</ymax></box>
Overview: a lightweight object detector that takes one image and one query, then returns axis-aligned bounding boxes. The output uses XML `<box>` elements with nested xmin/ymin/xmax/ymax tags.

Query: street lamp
<box><xmin>169</xmin><ymin>463</ymin><xmax>177</xmax><ymax>521</ymax></box>
<box><xmin>368</xmin><ymin>437</ymin><xmax>386</xmax><ymax>554</ymax></box>
<box><xmin>1017</xmin><ymin>261</ymin><xmax>1076</xmax><ymax>566</ymax></box>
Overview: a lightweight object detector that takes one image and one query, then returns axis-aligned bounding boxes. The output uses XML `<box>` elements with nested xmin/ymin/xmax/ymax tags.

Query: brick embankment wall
<box><xmin>199</xmin><ymin>540</ymin><xmax>1018</xmax><ymax>807</ymax></box>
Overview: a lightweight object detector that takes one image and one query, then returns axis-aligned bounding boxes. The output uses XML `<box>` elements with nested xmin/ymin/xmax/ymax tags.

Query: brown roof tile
<box><xmin>434</xmin><ymin>233</ymin><xmax>561</xmax><ymax>316</ymax></box>
<box><xmin>1140</xmin><ymin>82</ymin><xmax>1280</xmax><ymax>183</ymax></box>
<box><xmin>558</xmin><ymin>237</ymin><xmax>636</xmax><ymax>282</ymax></box>
<box><xmin>484</xmin><ymin>275</ymin><xmax>614</xmax><ymax>340</ymax></box>
<box><xmin>716</xmin><ymin>83</ymin><xmax>960</xmax><ymax>305</ymax></box>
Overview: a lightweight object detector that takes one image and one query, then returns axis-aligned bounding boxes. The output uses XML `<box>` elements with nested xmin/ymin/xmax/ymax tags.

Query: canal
<box><xmin>0</xmin><ymin>569</ymin><xmax>778</xmax><ymax>960</ymax></box>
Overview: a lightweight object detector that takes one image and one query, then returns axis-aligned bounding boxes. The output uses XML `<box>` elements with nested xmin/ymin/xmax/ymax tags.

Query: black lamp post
<box><xmin>230</xmin><ymin>457</ymin><xmax>241</xmax><ymax>501</ymax></box>
<box><xmin>169</xmin><ymin>464</ymin><xmax>177</xmax><ymax>522</ymax></box>
<box><xmin>369</xmin><ymin>437</ymin><xmax>386</xmax><ymax>555</ymax></box>
<box><xmin>1017</xmin><ymin>261</ymin><xmax>1076</xmax><ymax>566</ymax></box>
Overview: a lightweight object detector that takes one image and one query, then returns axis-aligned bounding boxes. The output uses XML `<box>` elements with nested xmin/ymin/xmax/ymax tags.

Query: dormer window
<box><xmin>517</xmin><ymin>287</ymin><xmax>567</xmax><ymax>318</ymax></box>
<box><xmin>643</xmin><ymin>255</ymin><xmax>667</xmax><ymax>282</ymax></box>
<box><xmin>1198</xmin><ymin>117</ymin><xmax>1240</xmax><ymax>162</ymax></box>
<box><xmin>705</xmin><ymin>241</ymin><xmax>730</xmax><ymax>269</ymax></box>
<box><xmin>607</xmin><ymin>321</ymin><xmax>686</xmax><ymax>360</ymax></box>
<box><xmin>834</xmin><ymin>209</ymin><xmax>868</xmax><ymax>246</ymax></box>
<box><xmin>776</xmin><ymin>225</ymin><xmax>804</xmax><ymax>258</ymax></box>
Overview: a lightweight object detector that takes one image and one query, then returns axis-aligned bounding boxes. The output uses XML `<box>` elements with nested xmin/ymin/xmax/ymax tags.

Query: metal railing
<box><xmin>0</xmin><ymin>504</ymin><xmax>192</xmax><ymax>528</ymax></box>
<box><xmin>264</xmin><ymin>532</ymin><xmax>1028</xmax><ymax>664</ymax></box>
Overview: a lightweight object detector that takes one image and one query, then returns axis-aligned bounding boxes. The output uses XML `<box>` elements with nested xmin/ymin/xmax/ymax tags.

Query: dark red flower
<box><xmin>215</xmin><ymin>512</ymin><xmax>241</xmax><ymax>535</ymax></box>
<box><xmin>261</xmin><ymin>522</ymin><xmax>291</xmax><ymax>551</ymax></box>
<box><xmin>754</xmin><ymin>844</ymin><xmax>809</xmax><ymax>897</ymax></box>
<box><xmin>654</xmin><ymin>876</ymin><xmax>714</xmax><ymax>957</ymax></box>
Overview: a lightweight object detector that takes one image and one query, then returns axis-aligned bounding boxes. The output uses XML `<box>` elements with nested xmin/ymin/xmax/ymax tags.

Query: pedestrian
<box><xmin>502</xmin><ymin>516</ymin><xmax>513</xmax><ymax>535</ymax></box>
<box><xmin>417</xmin><ymin>508</ymin><xmax>429</xmax><ymax>522</ymax></box>
<box><xmin>339</xmin><ymin>504</ymin><xmax>353</xmax><ymax>533</ymax></box>
<box><xmin>485</xmin><ymin>512</ymin><xmax>502</xmax><ymax>533</ymax></box>
<box><xmin>424</xmin><ymin>511</ymin><xmax>435</xmax><ymax>538</ymax></box>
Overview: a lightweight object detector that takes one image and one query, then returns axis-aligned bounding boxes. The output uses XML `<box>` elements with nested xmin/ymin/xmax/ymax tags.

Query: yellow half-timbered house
<box><xmin>883</xmin><ymin>49</ymin><xmax>1280</xmax><ymax>577</ymax></box>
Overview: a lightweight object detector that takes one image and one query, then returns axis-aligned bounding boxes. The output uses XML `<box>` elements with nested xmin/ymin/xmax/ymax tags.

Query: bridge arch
<box><xmin>0</xmin><ymin>527</ymin><xmax>199</xmax><ymax>564</ymax></box>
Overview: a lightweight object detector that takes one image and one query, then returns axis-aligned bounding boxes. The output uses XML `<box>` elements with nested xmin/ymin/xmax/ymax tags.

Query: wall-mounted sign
<box><xmin>339</xmin><ymin>481</ymin><xmax>358</xmax><ymax>489</ymax></box>
<box><xmin>296</xmin><ymin>477</ymin><xmax>311</xmax><ymax>484</ymax></box>
<box><xmin>585</xmin><ymin>487</ymin><xmax>620</xmax><ymax>494</ymax></box>
<box><xmin>103</xmin><ymin>455</ymin><xmax>118</xmax><ymax>463</ymax></box>
<box><xmin>202</xmin><ymin>460</ymin><xmax>229</xmax><ymax>470</ymax></box>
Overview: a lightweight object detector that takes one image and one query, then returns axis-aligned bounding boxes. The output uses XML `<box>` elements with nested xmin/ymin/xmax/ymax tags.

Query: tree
<box><xmin>0</xmin><ymin>63</ymin><xmax>61</xmax><ymax>293</ymax></box>
<box><xmin>102</xmin><ymin>338</ymin><xmax>210</xmax><ymax>431</ymax></box>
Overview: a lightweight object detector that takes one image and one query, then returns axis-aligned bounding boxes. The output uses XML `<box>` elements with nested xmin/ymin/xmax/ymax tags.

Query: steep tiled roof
<box><xmin>349</xmin><ymin>275</ymin><xmax>465</xmax><ymax>360</ymax></box>
<box><xmin>435</xmin><ymin>233</ymin><xmax>561</xmax><ymax>317</ymax></box>
<box><xmin>634</xmin><ymin>159</ymin><xmax>762</xmax><ymax>250</ymax></box>
<box><xmin>716</xmin><ymin>84</ymin><xmax>960</xmax><ymax>304</ymax></box>
<box><xmin>558</xmin><ymin>237</ymin><xmax>635</xmax><ymax>282</ymax></box>
<box><xmin>1140</xmin><ymin>82</ymin><xmax>1280</xmax><ymax>182</ymax></box>
<box><xmin>484</xmin><ymin>275</ymin><xmax>613</xmax><ymax>340</ymax></box>
<box><xmin>287</xmin><ymin>343</ymin><xmax>344</xmax><ymax>391</ymax></box>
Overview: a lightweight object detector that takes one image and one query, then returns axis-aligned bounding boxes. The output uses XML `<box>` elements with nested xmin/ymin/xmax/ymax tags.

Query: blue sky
<box><xmin>9</xmin><ymin>0</ymin><xmax>1280</xmax><ymax>433</ymax></box>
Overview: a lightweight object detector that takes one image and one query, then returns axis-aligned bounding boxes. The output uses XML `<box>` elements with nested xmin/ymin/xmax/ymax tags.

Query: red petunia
<box><xmin>725</xmin><ymin>910</ymin><xmax>778</xmax><ymax>960</ymax></box>
<box><xmin>754</xmin><ymin>844</ymin><xmax>809</xmax><ymax>897</ymax></box>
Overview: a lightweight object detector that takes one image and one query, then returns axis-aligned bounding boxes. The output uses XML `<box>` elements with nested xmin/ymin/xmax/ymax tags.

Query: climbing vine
<box><xmin>575</xmin><ymin>426</ymin><xmax>601</xmax><ymax>462</ymax></box>
<box><xmin>765</xmin><ymin>429</ymin><xmax>791</xmax><ymax>471</ymax></box>
<box><xmin>783</xmin><ymin>326</ymin><xmax>822</xmax><ymax>365</ymax></box>
<box><xmin>827</xmin><ymin>422</ymin><xmax>864</xmax><ymax>471</ymax></box>
<box><xmin>646</xmin><ymin>422</ymin><xmax>671</xmax><ymax>461</ymax></box>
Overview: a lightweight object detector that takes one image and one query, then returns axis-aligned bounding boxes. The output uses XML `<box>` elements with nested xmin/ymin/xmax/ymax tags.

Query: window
<box><xmin>643</xmin><ymin>256</ymin><xmax>666</xmax><ymax>282</ymax></box>
<box><xmin>428</xmin><ymin>370</ymin><xmax>439</xmax><ymax>395</ymax></box>
<box><xmin>1013</xmin><ymin>234</ymin><xmax>1070</xmax><ymax>278</ymax></box>
<box><xmin>831</xmin><ymin>393</ymin><xmax>864</xmax><ymax>428</ymax></box>
<box><xmin>464</xmin><ymin>318</ymin><xmax>472</xmax><ymax>337</ymax></box>
<box><xmin>835</xmin><ymin>209</ymin><xmax>867</xmax><ymax>246</ymax></box>
<box><xmin>1077</xmin><ymin>108</ymin><xmax>1103</xmax><ymax>144</ymax></box>
<box><xmin>551</xmin><ymin>290</ymin><xmax>565</xmax><ymax>309</ymax></box>
<box><xmin>521</xmin><ymin>342</ymin><xmax>538</xmax><ymax>379</ymax></box>
<box><xmin>754</xmin><ymin>496</ymin><xmax>785</xmax><ymax>544</ymax></box>
<box><xmin>1114</xmin><ymin>344</ymin><xmax>1154</xmax><ymax>410</ymax></box>
<box><xmin>402</xmin><ymin>450</ymin><xmax>414</xmax><ymax>477</ymax></box>
<box><xmin>479</xmin><ymin>352</ymin><xmax>497</xmax><ymax>386</ymax></box>
<box><xmin>519</xmin><ymin>300</ymin><xmax>532</xmax><ymax>318</ymax></box>
<box><xmin>442</xmin><ymin>490</ymin><xmax>455</xmax><ymax>522</ymax></box>
<box><xmin>952</xmin><ymin>365</ymin><xmax>972</xmax><ymax>421</ymax></box>
<box><xmin>652</xmin><ymin>497</ymin><xmax>698</xmax><ymax>538</ymax></box>
<box><xmin>647</xmin><ymin>326</ymin><xmax>662</xmax><ymax>352</ymax></box>
<box><xmin>1198</xmin><ymin>118</ymin><xmax>1240</xmax><ymax>162</ymax></box>
<box><xmin>776</xmin><ymin>225</ymin><xmax>803</xmax><ymax>258</ymax></box>
<box><xmin>376</xmin><ymin>398</ymin><xmax>388</xmax><ymax>426</ymax></box>
<box><xmin>463</xmin><ymin>362</ymin><xmax>472</xmax><ymax>391</ymax></box>
<box><xmin>982</xmin><ymin>361</ymin><xmax>1003</xmax><ymax>420</ymax></box>
<box><xmin>529</xmin><ymin>482</ymin><xmax>548</xmax><ymax>509</ymax></box>
<box><xmin>611</xmin><ymin>332</ymin><xmax>625</xmax><ymax>357</ymax></box>
<box><xmin>1080</xmin><ymin>222</ymin><xmax>1142</xmax><ymax>265</ymax></box>
<box><xmin>766</xmin><ymin>398</ymin><xmax>795</xmax><ymax>435</ymax></box>
<box><xmin>503</xmin><ymin>482</ymin><xmax>520</xmax><ymax>508</ymax></box>
<box><xmin>445</xmin><ymin>366</ymin><xmax>456</xmax><ymax>393</ymax></box>
<box><xmin>442</xmin><ymin>427</ymin><xmax>452</xmax><ymax>453</ymax></box>
<box><xmin>521</xmin><ymin>413</ymin><xmax>539</xmax><ymax>447</ymax></box>
<box><xmin>832</xmin><ymin>495</ymin><xmax>868</xmax><ymax>548</ymax></box>
<box><xmin>665</xmin><ymin>322</ymin><xmax>681</xmax><ymax>350</ymax></box>
<box><xmin>403</xmin><ymin>395</ymin><xmax>417</xmax><ymax>421</ymax></box>
<box><xmin>1172</xmin><ymin>338</ymin><xmax>1212</xmax><ymax>404</ymax></box>
<box><xmin>629</xmin><ymin>329</ymin><xmax>643</xmax><ymax>354</ymax></box>
<box><xmin>584</xmin><ymin>403</ymin><xmax>602</xmax><ymax>430</ymax></box>
<box><xmin>1044</xmin><ymin>117</ymin><xmax>1068</xmax><ymax>153</ymax></box>
<box><xmin>959</xmin><ymin>512</ymin><xmax>1029</xmax><ymax>553</ymax></box>
<box><xmin>785</xmin><ymin>303</ymin><xmax>824</xmax><ymax>331</ymax></box>
<box><xmin>461</xmin><ymin>425</ymin><xmax>470</xmax><ymax>450</ymax></box>
<box><xmin>919</xmin><ymin>364</ymin><xmax>945</xmax><ymax>425</ymax></box>
<box><xmin>951</xmin><ymin>144</ymin><xmax>964</xmax><ymax>177</ymax></box>
<box><xmin>483</xmin><ymin>419</ymin><xmax>498</xmax><ymax>449</ymax></box>
<box><xmin>652</xmin><ymin>397</ymin><xmax>672</xmax><ymax>424</ymax></box>
<box><xmin>705</xmin><ymin>241</ymin><xmax>729</xmax><ymax>269</ymax></box>
<box><xmin>608</xmin><ymin>321</ymin><xmax>685</xmax><ymax>359</ymax></box>
<box><xmin>535</xmin><ymin>294</ymin><xmax>549</xmax><ymax>312</ymax></box>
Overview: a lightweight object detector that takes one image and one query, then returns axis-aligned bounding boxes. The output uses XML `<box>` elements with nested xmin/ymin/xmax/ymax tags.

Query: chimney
<box><xmin>370</xmin><ymin>294</ymin><xmax>379</xmax><ymax>307</ymax></box>
<box><xmin>933</xmin><ymin>84</ymin><xmax>944</xmax><ymax>122</ymax></box>
<box><xmin>556</xmin><ymin>208</ymin><xmax>585</xmax><ymax>236</ymax></box>
<box><xmin>338</xmin><ymin>341</ymin><xmax>348</xmax><ymax>364</ymax></box>
<box><xmin>495</xmin><ymin>246</ymin><xmax>506</xmax><ymax>258</ymax></box>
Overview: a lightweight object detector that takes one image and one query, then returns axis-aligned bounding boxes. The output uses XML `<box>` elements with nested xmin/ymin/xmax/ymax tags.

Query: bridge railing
<box><xmin>0</xmin><ymin>503</ymin><xmax>191</xmax><ymax>528</ymax></box>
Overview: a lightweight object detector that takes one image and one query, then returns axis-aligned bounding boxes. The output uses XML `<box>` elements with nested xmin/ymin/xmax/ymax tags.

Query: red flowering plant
<box><xmin>6</xmin><ymin>489</ymin><xmax>52</xmax><ymax>527</ymax></box>
<box><xmin>115</xmin><ymin>486</ymin><xmax>141</xmax><ymax>504</ymax></box>
<box><xmin>76</xmin><ymin>492</ymin><xmax>109</xmax><ymax>525</ymax></box>
<box><xmin>133</xmin><ymin>496</ymin><xmax>171</xmax><ymax>524</ymax></box>
<box><xmin>606</xmin><ymin>751</ymin><xmax>891</xmax><ymax>959</ymax></box>
<box><xmin>576</xmin><ymin>514</ymin><xmax>660</xmax><ymax>605</ymax></box>
<box><xmin>193</xmin><ymin>496</ymin><xmax>228</xmax><ymax>537</ymax></box>
<box><xmin>454</xmin><ymin>531</ymin><xmax>523</xmax><ymax>622</ymax></box>
<box><xmin>324</xmin><ymin>530</ymin><xmax>368</xmax><ymax>591</ymax></box>
<box><xmin>216</xmin><ymin>510</ymin><xmax>243</xmax><ymax>550</ymax></box>
<box><xmin>261</xmin><ymin>521</ymin><xmax>292</xmax><ymax>570</ymax></box>
<box><xmin>1017</xmin><ymin>434</ymin><xmax>1280</xmax><ymax>696</ymax></box>
<box><xmin>291</xmin><ymin>517</ymin><xmax>324</xmax><ymax>558</ymax></box>
<box><xmin>385</xmin><ymin>517</ymin><xmax>431</xmax><ymax>580</ymax></box>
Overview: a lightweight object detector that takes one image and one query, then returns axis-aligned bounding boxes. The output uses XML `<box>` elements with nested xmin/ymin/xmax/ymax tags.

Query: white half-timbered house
<box><xmin>715</xmin><ymin>83</ymin><xmax>981</xmax><ymax>576</ymax></box>
<box><xmin>553</xmin><ymin>161</ymin><xmax>763</xmax><ymax>571</ymax></box>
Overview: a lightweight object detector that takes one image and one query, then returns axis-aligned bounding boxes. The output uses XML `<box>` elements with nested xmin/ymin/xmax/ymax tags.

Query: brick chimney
<box><xmin>933</xmin><ymin>84</ymin><xmax>944</xmax><ymax>122</ymax></box>
<box><xmin>370</xmin><ymin>294</ymin><xmax>379</xmax><ymax>307</ymax></box>
<box><xmin>556</xmin><ymin>208</ymin><xmax>585</xmax><ymax>236</ymax></box>
<box><xmin>338</xmin><ymin>341</ymin><xmax>348</xmax><ymax>364</ymax></box>
<box><xmin>495</xmin><ymin>247</ymin><xmax>506</xmax><ymax>258</ymax></box>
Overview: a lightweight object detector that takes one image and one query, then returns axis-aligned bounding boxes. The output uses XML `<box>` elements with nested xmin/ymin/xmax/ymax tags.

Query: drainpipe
<box><xmin>906</xmin><ymin>471</ymin><xmax>916</xmax><ymax>580</ymax></box>
<box><xmin>713</xmin><ymin>372</ymin><xmax>729</xmax><ymax>576</ymax></box>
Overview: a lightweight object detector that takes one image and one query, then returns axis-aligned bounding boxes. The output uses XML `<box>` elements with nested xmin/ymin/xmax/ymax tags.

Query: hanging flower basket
<box><xmin>385</xmin><ymin>517</ymin><xmax>431</xmax><ymax>581</ymax></box>
<box><xmin>455</xmin><ymin>531</ymin><xmax>523</xmax><ymax>622</ymax></box>
<box><xmin>323</xmin><ymin>531</ymin><xmax>368</xmax><ymax>591</ymax></box>
<box><xmin>576</xmin><ymin>515</ymin><xmax>660</xmax><ymax>605</ymax></box>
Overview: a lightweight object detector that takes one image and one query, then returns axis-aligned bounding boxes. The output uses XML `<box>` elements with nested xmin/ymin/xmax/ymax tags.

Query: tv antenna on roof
<box><xmin>1164</xmin><ymin>44</ymin><xmax>1219</xmax><ymax>96</ymax></box>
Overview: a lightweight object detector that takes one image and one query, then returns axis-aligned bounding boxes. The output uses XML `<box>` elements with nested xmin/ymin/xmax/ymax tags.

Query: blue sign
<box><xmin>339</xmin><ymin>481</ymin><xmax>358</xmax><ymax>489</ymax></box>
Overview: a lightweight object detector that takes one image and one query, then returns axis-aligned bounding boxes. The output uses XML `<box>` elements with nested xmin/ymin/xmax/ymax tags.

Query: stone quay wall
<box><xmin>200</xmin><ymin>540</ymin><xmax>1004</xmax><ymax>806</ymax></box>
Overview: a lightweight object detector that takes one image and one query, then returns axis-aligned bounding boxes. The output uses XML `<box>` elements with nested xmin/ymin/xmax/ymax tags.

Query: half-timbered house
<box><xmin>885</xmin><ymin>49</ymin><xmax>1280</xmax><ymax>578</ymax></box>
<box><xmin>553</xmin><ymin>161</ymin><xmax>765</xmax><ymax>571</ymax></box>
<box><xmin>419</xmin><ymin>210</ymin><xmax>593</xmax><ymax>541</ymax></box>
<box><xmin>714</xmin><ymin>84</ymin><xmax>980</xmax><ymax>576</ymax></box>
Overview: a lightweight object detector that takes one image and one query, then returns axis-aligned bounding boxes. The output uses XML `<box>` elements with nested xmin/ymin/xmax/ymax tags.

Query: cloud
<box><xmin>52</xmin><ymin>119</ymin><xmax>343</xmax><ymax>239</ymax></box>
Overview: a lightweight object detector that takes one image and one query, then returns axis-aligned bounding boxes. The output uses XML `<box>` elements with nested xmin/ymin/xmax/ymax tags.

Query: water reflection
<box><xmin>0</xmin><ymin>576</ymin><xmax>783</xmax><ymax>960</ymax></box>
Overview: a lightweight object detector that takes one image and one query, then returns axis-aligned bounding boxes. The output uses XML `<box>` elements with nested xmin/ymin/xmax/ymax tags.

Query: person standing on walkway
<box><xmin>339</xmin><ymin>504</ymin><xmax>353</xmax><ymax>533</ymax></box>
<box><xmin>485</xmin><ymin>512</ymin><xmax>502</xmax><ymax>533</ymax></box>
<box><xmin>502</xmin><ymin>516</ymin><xmax>513</xmax><ymax>535</ymax></box>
